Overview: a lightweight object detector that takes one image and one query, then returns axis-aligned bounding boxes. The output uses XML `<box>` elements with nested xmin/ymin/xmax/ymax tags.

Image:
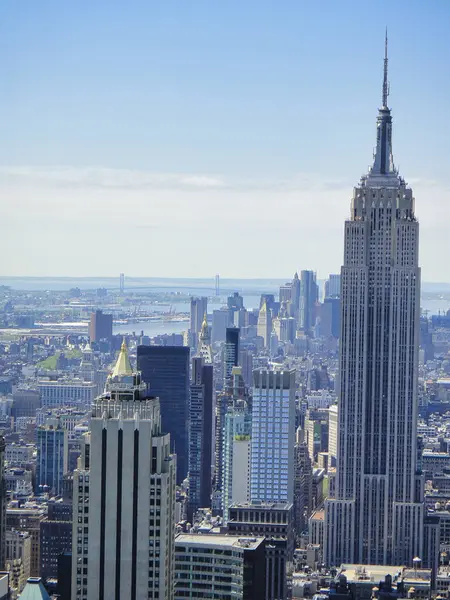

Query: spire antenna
<box><xmin>382</xmin><ymin>28</ymin><xmax>389</xmax><ymax>107</ymax></box>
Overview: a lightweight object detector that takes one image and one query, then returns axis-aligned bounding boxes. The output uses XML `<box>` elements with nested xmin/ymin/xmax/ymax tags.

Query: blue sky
<box><xmin>1</xmin><ymin>0</ymin><xmax>449</xmax><ymax>279</ymax></box>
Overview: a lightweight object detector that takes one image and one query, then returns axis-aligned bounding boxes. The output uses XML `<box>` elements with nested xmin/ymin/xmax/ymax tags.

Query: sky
<box><xmin>1</xmin><ymin>0</ymin><xmax>450</xmax><ymax>281</ymax></box>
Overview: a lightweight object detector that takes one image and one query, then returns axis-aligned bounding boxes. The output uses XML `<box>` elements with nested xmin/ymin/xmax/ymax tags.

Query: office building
<box><xmin>0</xmin><ymin>437</ymin><xmax>5</xmax><ymax>571</ymax></box>
<box><xmin>37</xmin><ymin>379</ymin><xmax>96</xmax><ymax>408</ymax></box>
<box><xmin>189</xmin><ymin>297</ymin><xmax>207</xmax><ymax>349</ymax></box>
<box><xmin>324</xmin><ymin>38</ymin><xmax>423</xmax><ymax>566</ymax></box>
<box><xmin>214</xmin><ymin>367</ymin><xmax>248</xmax><ymax>508</ymax></box>
<box><xmin>5</xmin><ymin>529</ymin><xmax>31</xmax><ymax>595</ymax></box>
<box><xmin>227</xmin><ymin>292</ymin><xmax>244</xmax><ymax>312</ymax></box>
<box><xmin>6</xmin><ymin>507</ymin><xmax>45</xmax><ymax>577</ymax></box>
<box><xmin>11</xmin><ymin>389</ymin><xmax>41</xmax><ymax>419</ymax></box>
<box><xmin>291</xmin><ymin>272</ymin><xmax>301</xmax><ymax>321</ymax></box>
<box><xmin>188</xmin><ymin>357</ymin><xmax>214</xmax><ymax>520</ymax></box>
<box><xmin>197</xmin><ymin>313</ymin><xmax>213</xmax><ymax>364</ymax></box>
<box><xmin>328</xmin><ymin>404</ymin><xmax>338</xmax><ymax>467</ymax></box>
<box><xmin>239</xmin><ymin>349</ymin><xmax>254</xmax><ymax>388</ymax></box>
<box><xmin>257</xmin><ymin>300</ymin><xmax>272</xmax><ymax>348</ymax></box>
<box><xmin>323</xmin><ymin>297</ymin><xmax>341</xmax><ymax>338</ymax></box>
<box><xmin>71</xmin><ymin>341</ymin><xmax>176</xmax><ymax>600</ymax></box>
<box><xmin>324</xmin><ymin>274</ymin><xmax>341</xmax><ymax>299</ymax></box>
<box><xmin>251</xmin><ymin>370</ymin><xmax>296</xmax><ymax>504</ymax></box>
<box><xmin>36</xmin><ymin>424</ymin><xmax>68</xmax><ymax>496</ymax></box>
<box><xmin>174</xmin><ymin>534</ymin><xmax>266</xmax><ymax>600</ymax></box>
<box><xmin>40</xmin><ymin>498</ymin><xmax>72</xmax><ymax>582</ymax></box>
<box><xmin>228</xmin><ymin>502</ymin><xmax>294</xmax><ymax>600</ymax></box>
<box><xmin>222</xmin><ymin>402</ymin><xmax>251</xmax><ymax>521</ymax></box>
<box><xmin>88</xmin><ymin>310</ymin><xmax>113</xmax><ymax>343</ymax></box>
<box><xmin>58</xmin><ymin>552</ymin><xmax>73</xmax><ymax>600</ymax></box>
<box><xmin>224</xmin><ymin>327</ymin><xmax>240</xmax><ymax>388</ymax></box>
<box><xmin>212</xmin><ymin>308</ymin><xmax>230</xmax><ymax>343</ymax></box>
<box><xmin>137</xmin><ymin>345</ymin><xmax>190</xmax><ymax>483</ymax></box>
<box><xmin>294</xmin><ymin>433</ymin><xmax>313</xmax><ymax>536</ymax></box>
<box><xmin>299</xmin><ymin>270</ymin><xmax>318</xmax><ymax>332</ymax></box>
<box><xmin>304</xmin><ymin>408</ymin><xmax>329</xmax><ymax>464</ymax></box>
<box><xmin>279</xmin><ymin>283</ymin><xmax>292</xmax><ymax>304</ymax></box>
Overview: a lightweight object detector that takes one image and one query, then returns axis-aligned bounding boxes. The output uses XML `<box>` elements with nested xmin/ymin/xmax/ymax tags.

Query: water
<box><xmin>1</xmin><ymin>277</ymin><xmax>449</xmax><ymax>338</ymax></box>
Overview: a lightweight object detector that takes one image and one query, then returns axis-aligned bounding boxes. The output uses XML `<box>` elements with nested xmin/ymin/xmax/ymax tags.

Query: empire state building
<box><xmin>324</xmin><ymin>37</ymin><xmax>423</xmax><ymax>566</ymax></box>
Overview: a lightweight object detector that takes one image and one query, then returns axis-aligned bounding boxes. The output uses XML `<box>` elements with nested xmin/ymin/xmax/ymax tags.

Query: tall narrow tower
<box><xmin>72</xmin><ymin>341</ymin><xmax>176</xmax><ymax>600</ymax></box>
<box><xmin>324</xmin><ymin>35</ymin><xmax>423</xmax><ymax>566</ymax></box>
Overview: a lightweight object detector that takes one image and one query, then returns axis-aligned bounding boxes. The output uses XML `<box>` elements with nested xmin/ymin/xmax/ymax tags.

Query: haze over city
<box><xmin>1</xmin><ymin>0</ymin><xmax>450</xmax><ymax>280</ymax></box>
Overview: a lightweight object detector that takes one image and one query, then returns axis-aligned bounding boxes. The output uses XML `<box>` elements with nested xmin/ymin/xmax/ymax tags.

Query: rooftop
<box><xmin>310</xmin><ymin>510</ymin><xmax>325</xmax><ymax>522</ymax></box>
<box><xmin>176</xmin><ymin>534</ymin><xmax>264</xmax><ymax>550</ymax></box>
<box><xmin>340</xmin><ymin>565</ymin><xmax>431</xmax><ymax>584</ymax></box>
<box><xmin>18</xmin><ymin>577</ymin><xmax>51</xmax><ymax>599</ymax></box>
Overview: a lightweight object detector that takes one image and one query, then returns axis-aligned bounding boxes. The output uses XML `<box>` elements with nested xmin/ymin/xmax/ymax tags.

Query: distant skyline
<box><xmin>1</xmin><ymin>1</ymin><xmax>449</xmax><ymax>280</ymax></box>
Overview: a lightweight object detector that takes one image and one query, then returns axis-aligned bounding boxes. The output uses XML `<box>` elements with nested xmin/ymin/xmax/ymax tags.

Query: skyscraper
<box><xmin>324</xmin><ymin>37</ymin><xmax>423</xmax><ymax>566</ymax></box>
<box><xmin>224</xmin><ymin>327</ymin><xmax>240</xmax><ymax>389</ymax></box>
<box><xmin>299</xmin><ymin>270</ymin><xmax>318</xmax><ymax>332</ymax></box>
<box><xmin>291</xmin><ymin>272</ymin><xmax>301</xmax><ymax>321</ymax></box>
<box><xmin>257</xmin><ymin>300</ymin><xmax>272</xmax><ymax>349</ymax></box>
<box><xmin>324</xmin><ymin>274</ymin><xmax>341</xmax><ymax>299</ymax></box>
<box><xmin>137</xmin><ymin>345</ymin><xmax>190</xmax><ymax>483</ymax></box>
<box><xmin>189</xmin><ymin>297</ymin><xmax>208</xmax><ymax>349</ymax></box>
<box><xmin>250</xmin><ymin>369</ymin><xmax>296</xmax><ymax>504</ymax></box>
<box><xmin>197</xmin><ymin>313</ymin><xmax>213</xmax><ymax>365</ymax></box>
<box><xmin>88</xmin><ymin>310</ymin><xmax>113</xmax><ymax>343</ymax></box>
<box><xmin>188</xmin><ymin>357</ymin><xmax>214</xmax><ymax>520</ymax></box>
<box><xmin>71</xmin><ymin>341</ymin><xmax>176</xmax><ymax>600</ymax></box>
<box><xmin>36</xmin><ymin>423</ymin><xmax>68</xmax><ymax>496</ymax></box>
<box><xmin>222</xmin><ymin>399</ymin><xmax>251</xmax><ymax>521</ymax></box>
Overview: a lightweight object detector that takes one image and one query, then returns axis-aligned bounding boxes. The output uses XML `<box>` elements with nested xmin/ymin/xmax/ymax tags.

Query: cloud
<box><xmin>0</xmin><ymin>165</ymin><xmax>449</xmax><ymax>282</ymax></box>
<box><xmin>0</xmin><ymin>166</ymin><xmax>225</xmax><ymax>191</ymax></box>
<box><xmin>0</xmin><ymin>165</ymin><xmax>351</xmax><ymax>193</ymax></box>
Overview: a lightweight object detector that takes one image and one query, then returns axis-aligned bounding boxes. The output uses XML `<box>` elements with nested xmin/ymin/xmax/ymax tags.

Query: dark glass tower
<box><xmin>188</xmin><ymin>357</ymin><xmax>214</xmax><ymax>520</ymax></box>
<box><xmin>137</xmin><ymin>345</ymin><xmax>190</xmax><ymax>483</ymax></box>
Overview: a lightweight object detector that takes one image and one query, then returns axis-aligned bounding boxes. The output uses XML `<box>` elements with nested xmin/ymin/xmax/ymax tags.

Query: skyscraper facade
<box><xmin>324</xmin><ymin>274</ymin><xmax>341</xmax><ymax>299</ymax></box>
<box><xmin>36</xmin><ymin>424</ymin><xmax>68</xmax><ymax>496</ymax></box>
<box><xmin>324</xmin><ymin>39</ymin><xmax>423</xmax><ymax>566</ymax></box>
<box><xmin>88</xmin><ymin>310</ymin><xmax>113</xmax><ymax>343</ymax></box>
<box><xmin>188</xmin><ymin>357</ymin><xmax>214</xmax><ymax>520</ymax></box>
<box><xmin>224</xmin><ymin>327</ymin><xmax>240</xmax><ymax>388</ymax></box>
<box><xmin>257</xmin><ymin>300</ymin><xmax>272</xmax><ymax>349</ymax></box>
<box><xmin>137</xmin><ymin>345</ymin><xmax>190</xmax><ymax>483</ymax></box>
<box><xmin>222</xmin><ymin>403</ymin><xmax>251</xmax><ymax>521</ymax></box>
<box><xmin>299</xmin><ymin>270</ymin><xmax>318</xmax><ymax>332</ymax></box>
<box><xmin>250</xmin><ymin>370</ymin><xmax>296</xmax><ymax>504</ymax></box>
<box><xmin>189</xmin><ymin>297</ymin><xmax>208</xmax><ymax>349</ymax></box>
<box><xmin>71</xmin><ymin>342</ymin><xmax>176</xmax><ymax>600</ymax></box>
<box><xmin>197</xmin><ymin>313</ymin><xmax>213</xmax><ymax>365</ymax></box>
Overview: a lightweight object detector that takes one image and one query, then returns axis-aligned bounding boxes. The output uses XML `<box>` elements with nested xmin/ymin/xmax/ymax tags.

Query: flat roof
<box><xmin>340</xmin><ymin>565</ymin><xmax>431</xmax><ymax>584</ymax></box>
<box><xmin>176</xmin><ymin>534</ymin><xmax>264</xmax><ymax>550</ymax></box>
<box><xmin>229</xmin><ymin>501</ymin><xmax>292</xmax><ymax>510</ymax></box>
<box><xmin>311</xmin><ymin>510</ymin><xmax>325</xmax><ymax>521</ymax></box>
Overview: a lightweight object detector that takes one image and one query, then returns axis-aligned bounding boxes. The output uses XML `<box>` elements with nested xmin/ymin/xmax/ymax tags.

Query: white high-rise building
<box><xmin>250</xmin><ymin>369</ymin><xmax>295</xmax><ymax>504</ymax></box>
<box><xmin>221</xmin><ymin>406</ymin><xmax>251</xmax><ymax>521</ymax></box>
<box><xmin>324</xmin><ymin>36</ymin><xmax>423</xmax><ymax>566</ymax></box>
<box><xmin>257</xmin><ymin>300</ymin><xmax>272</xmax><ymax>348</ymax></box>
<box><xmin>71</xmin><ymin>341</ymin><xmax>176</xmax><ymax>600</ymax></box>
<box><xmin>197</xmin><ymin>313</ymin><xmax>212</xmax><ymax>365</ymax></box>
